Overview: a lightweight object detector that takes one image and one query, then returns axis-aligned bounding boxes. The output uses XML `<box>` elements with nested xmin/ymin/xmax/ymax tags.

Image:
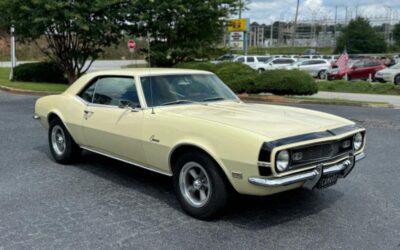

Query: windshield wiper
<box><xmin>161</xmin><ymin>100</ymin><xmax>196</xmax><ymax>106</ymax></box>
<box><xmin>203</xmin><ymin>97</ymin><xmax>225</xmax><ymax>102</ymax></box>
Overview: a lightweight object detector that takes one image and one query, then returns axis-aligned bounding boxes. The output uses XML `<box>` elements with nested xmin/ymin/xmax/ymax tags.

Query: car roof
<box><xmin>84</xmin><ymin>68</ymin><xmax>212</xmax><ymax>77</ymax></box>
<box><xmin>64</xmin><ymin>68</ymin><xmax>213</xmax><ymax>95</ymax></box>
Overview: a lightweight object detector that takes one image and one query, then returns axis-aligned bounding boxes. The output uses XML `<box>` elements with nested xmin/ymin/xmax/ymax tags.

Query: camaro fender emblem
<box><xmin>150</xmin><ymin>135</ymin><xmax>160</xmax><ymax>143</ymax></box>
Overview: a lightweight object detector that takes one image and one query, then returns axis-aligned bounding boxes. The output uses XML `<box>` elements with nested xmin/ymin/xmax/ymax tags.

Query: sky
<box><xmin>243</xmin><ymin>0</ymin><xmax>400</xmax><ymax>25</ymax></box>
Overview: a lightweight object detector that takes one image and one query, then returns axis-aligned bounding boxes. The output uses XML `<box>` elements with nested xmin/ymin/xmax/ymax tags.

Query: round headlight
<box><xmin>276</xmin><ymin>150</ymin><xmax>290</xmax><ymax>172</ymax></box>
<box><xmin>353</xmin><ymin>133</ymin><xmax>363</xmax><ymax>150</ymax></box>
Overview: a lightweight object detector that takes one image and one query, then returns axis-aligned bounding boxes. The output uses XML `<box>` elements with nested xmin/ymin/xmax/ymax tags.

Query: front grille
<box><xmin>288</xmin><ymin>136</ymin><xmax>353</xmax><ymax>170</ymax></box>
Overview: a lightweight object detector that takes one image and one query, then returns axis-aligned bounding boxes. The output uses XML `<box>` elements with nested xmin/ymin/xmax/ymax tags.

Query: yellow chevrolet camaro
<box><xmin>34</xmin><ymin>68</ymin><xmax>366</xmax><ymax>219</ymax></box>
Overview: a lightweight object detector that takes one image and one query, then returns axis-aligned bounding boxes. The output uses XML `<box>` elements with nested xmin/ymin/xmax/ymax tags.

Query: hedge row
<box><xmin>13</xmin><ymin>62</ymin><xmax>68</xmax><ymax>84</ymax></box>
<box><xmin>175</xmin><ymin>62</ymin><xmax>318</xmax><ymax>95</ymax></box>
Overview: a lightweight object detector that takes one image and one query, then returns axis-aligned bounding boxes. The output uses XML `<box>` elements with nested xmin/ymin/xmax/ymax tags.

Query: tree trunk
<box><xmin>67</xmin><ymin>70</ymin><xmax>77</xmax><ymax>84</ymax></box>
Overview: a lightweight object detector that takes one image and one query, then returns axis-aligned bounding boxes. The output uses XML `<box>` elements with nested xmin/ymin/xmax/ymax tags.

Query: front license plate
<box><xmin>316</xmin><ymin>173</ymin><xmax>339</xmax><ymax>189</ymax></box>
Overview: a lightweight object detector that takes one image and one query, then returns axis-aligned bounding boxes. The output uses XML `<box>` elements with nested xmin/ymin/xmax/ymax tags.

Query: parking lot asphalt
<box><xmin>1</xmin><ymin>91</ymin><xmax>400</xmax><ymax>250</ymax></box>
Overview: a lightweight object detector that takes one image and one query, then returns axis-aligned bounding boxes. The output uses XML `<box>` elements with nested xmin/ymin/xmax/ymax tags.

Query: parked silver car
<box><xmin>285</xmin><ymin>59</ymin><xmax>332</xmax><ymax>79</ymax></box>
<box><xmin>233</xmin><ymin>55</ymin><xmax>271</xmax><ymax>69</ymax></box>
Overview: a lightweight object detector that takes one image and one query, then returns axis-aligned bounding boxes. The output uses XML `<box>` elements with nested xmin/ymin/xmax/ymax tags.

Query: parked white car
<box><xmin>374</xmin><ymin>63</ymin><xmax>400</xmax><ymax>85</ymax></box>
<box><xmin>297</xmin><ymin>55</ymin><xmax>322</xmax><ymax>61</ymax></box>
<box><xmin>254</xmin><ymin>58</ymin><xmax>296</xmax><ymax>72</ymax></box>
<box><xmin>285</xmin><ymin>59</ymin><xmax>332</xmax><ymax>79</ymax></box>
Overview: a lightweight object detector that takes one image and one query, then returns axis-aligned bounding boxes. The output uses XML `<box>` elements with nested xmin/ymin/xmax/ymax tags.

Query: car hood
<box><xmin>162</xmin><ymin>102</ymin><xmax>353</xmax><ymax>140</ymax></box>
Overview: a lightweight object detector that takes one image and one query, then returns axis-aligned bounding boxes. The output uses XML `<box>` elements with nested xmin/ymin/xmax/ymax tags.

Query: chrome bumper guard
<box><xmin>248</xmin><ymin>152</ymin><xmax>365</xmax><ymax>189</ymax></box>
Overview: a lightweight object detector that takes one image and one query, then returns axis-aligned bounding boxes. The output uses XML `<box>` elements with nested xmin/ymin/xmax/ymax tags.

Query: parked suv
<box><xmin>328</xmin><ymin>60</ymin><xmax>386</xmax><ymax>80</ymax></box>
<box><xmin>233</xmin><ymin>55</ymin><xmax>271</xmax><ymax>70</ymax></box>
<box><xmin>286</xmin><ymin>59</ymin><xmax>332</xmax><ymax>79</ymax></box>
<box><xmin>254</xmin><ymin>58</ymin><xmax>296</xmax><ymax>72</ymax></box>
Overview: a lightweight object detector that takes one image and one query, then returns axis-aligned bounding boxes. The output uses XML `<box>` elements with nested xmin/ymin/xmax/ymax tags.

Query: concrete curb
<box><xmin>240</xmin><ymin>96</ymin><xmax>394</xmax><ymax>109</ymax></box>
<box><xmin>0</xmin><ymin>85</ymin><xmax>61</xmax><ymax>96</ymax></box>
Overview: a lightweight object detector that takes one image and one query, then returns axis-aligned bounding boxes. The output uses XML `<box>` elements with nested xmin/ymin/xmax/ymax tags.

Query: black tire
<box><xmin>257</xmin><ymin>68</ymin><xmax>265</xmax><ymax>73</ymax></box>
<box><xmin>48</xmin><ymin>118</ymin><xmax>81</xmax><ymax>164</ymax></box>
<box><xmin>318</xmin><ymin>70</ymin><xmax>327</xmax><ymax>79</ymax></box>
<box><xmin>395</xmin><ymin>74</ymin><xmax>400</xmax><ymax>85</ymax></box>
<box><xmin>172</xmin><ymin>151</ymin><xmax>229</xmax><ymax>220</ymax></box>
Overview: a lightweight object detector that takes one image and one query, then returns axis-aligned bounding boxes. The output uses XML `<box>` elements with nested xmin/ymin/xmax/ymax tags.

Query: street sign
<box><xmin>229</xmin><ymin>32</ymin><xmax>244</xmax><ymax>50</ymax></box>
<box><xmin>127</xmin><ymin>39</ymin><xmax>136</xmax><ymax>52</ymax></box>
<box><xmin>228</xmin><ymin>18</ymin><xmax>249</xmax><ymax>32</ymax></box>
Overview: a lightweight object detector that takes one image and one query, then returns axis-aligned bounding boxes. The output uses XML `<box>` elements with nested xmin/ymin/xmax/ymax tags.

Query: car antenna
<box><xmin>147</xmin><ymin>30</ymin><xmax>155</xmax><ymax>114</ymax></box>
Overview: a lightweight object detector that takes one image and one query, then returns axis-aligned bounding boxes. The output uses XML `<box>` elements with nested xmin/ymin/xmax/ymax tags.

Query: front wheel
<box><xmin>48</xmin><ymin>118</ymin><xmax>81</xmax><ymax>164</ymax></box>
<box><xmin>173</xmin><ymin>151</ymin><xmax>229</xmax><ymax>219</ymax></box>
<box><xmin>257</xmin><ymin>68</ymin><xmax>265</xmax><ymax>73</ymax></box>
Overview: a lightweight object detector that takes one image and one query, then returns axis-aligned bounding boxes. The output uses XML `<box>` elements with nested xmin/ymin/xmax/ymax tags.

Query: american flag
<box><xmin>336</xmin><ymin>50</ymin><xmax>349</xmax><ymax>73</ymax></box>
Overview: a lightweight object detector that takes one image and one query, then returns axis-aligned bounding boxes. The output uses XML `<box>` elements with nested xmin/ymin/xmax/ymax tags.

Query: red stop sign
<box><xmin>127</xmin><ymin>39</ymin><xmax>136</xmax><ymax>49</ymax></box>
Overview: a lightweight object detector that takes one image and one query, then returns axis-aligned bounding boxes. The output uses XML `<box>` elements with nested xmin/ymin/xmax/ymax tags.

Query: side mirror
<box><xmin>351</xmin><ymin>66</ymin><xmax>357</xmax><ymax>69</ymax></box>
<box><xmin>118</xmin><ymin>100</ymin><xmax>141</xmax><ymax>112</ymax></box>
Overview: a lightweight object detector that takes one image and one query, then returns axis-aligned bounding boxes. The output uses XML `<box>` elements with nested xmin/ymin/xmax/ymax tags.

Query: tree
<box><xmin>394</xmin><ymin>22</ymin><xmax>400</xmax><ymax>48</ymax></box>
<box><xmin>127</xmin><ymin>0</ymin><xmax>241</xmax><ymax>66</ymax></box>
<box><xmin>335</xmin><ymin>17</ymin><xmax>387</xmax><ymax>54</ymax></box>
<box><xmin>0</xmin><ymin>0</ymin><xmax>131</xmax><ymax>83</ymax></box>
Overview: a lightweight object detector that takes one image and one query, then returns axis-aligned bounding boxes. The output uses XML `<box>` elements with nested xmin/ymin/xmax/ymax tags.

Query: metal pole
<box><xmin>270</xmin><ymin>21</ymin><xmax>273</xmax><ymax>48</ymax></box>
<box><xmin>238</xmin><ymin>0</ymin><xmax>242</xmax><ymax>19</ymax></box>
<box><xmin>291</xmin><ymin>0</ymin><xmax>300</xmax><ymax>48</ymax></box>
<box><xmin>9</xmin><ymin>25</ymin><xmax>16</xmax><ymax>80</ymax></box>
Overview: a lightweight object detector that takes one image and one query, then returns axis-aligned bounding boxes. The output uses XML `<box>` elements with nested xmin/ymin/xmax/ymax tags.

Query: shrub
<box><xmin>174</xmin><ymin>62</ymin><xmax>217</xmax><ymax>73</ymax></box>
<box><xmin>13</xmin><ymin>62</ymin><xmax>67</xmax><ymax>83</ymax></box>
<box><xmin>174</xmin><ymin>61</ymin><xmax>257</xmax><ymax>93</ymax></box>
<box><xmin>214</xmin><ymin>62</ymin><xmax>256</xmax><ymax>93</ymax></box>
<box><xmin>253</xmin><ymin>69</ymin><xmax>318</xmax><ymax>96</ymax></box>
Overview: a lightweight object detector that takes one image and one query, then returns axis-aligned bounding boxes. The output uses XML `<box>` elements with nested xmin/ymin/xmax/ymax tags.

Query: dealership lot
<box><xmin>0</xmin><ymin>91</ymin><xmax>399</xmax><ymax>249</ymax></box>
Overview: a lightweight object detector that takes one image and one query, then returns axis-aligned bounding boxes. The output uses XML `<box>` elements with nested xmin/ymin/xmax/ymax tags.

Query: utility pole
<box><xmin>9</xmin><ymin>25</ymin><xmax>16</xmax><ymax>80</ymax></box>
<box><xmin>270</xmin><ymin>21</ymin><xmax>273</xmax><ymax>48</ymax></box>
<box><xmin>334</xmin><ymin>5</ymin><xmax>338</xmax><ymax>47</ymax></box>
<box><xmin>291</xmin><ymin>0</ymin><xmax>300</xmax><ymax>48</ymax></box>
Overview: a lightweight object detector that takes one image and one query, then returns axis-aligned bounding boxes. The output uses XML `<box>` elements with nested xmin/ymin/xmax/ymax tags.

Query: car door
<box><xmin>349</xmin><ymin>61</ymin><xmax>365</xmax><ymax>79</ymax></box>
<box><xmin>79</xmin><ymin>76</ymin><xmax>147</xmax><ymax>164</ymax></box>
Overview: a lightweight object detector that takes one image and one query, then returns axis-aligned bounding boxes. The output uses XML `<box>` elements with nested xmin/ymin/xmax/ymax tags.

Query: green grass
<box><xmin>0</xmin><ymin>68</ymin><xmax>67</xmax><ymax>93</ymax></box>
<box><xmin>318</xmin><ymin>80</ymin><xmax>400</xmax><ymax>96</ymax></box>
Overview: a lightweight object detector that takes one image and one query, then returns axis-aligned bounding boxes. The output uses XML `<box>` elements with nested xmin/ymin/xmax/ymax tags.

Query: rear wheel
<box><xmin>395</xmin><ymin>74</ymin><xmax>400</xmax><ymax>85</ymax></box>
<box><xmin>173</xmin><ymin>151</ymin><xmax>228</xmax><ymax>219</ymax></box>
<box><xmin>48</xmin><ymin>118</ymin><xmax>81</xmax><ymax>164</ymax></box>
<box><xmin>257</xmin><ymin>68</ymin><xmax>265</xmax><ymax>73</ymax></box>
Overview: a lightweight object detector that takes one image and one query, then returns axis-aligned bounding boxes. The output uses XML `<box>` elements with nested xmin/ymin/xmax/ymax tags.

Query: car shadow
<box><xmin>221</xmin><ymin>188</ymin><xmax>343</xmax><ymax>229</ymax></box>
<box><xmin>36</xmin><ymin>147</ymin><xmax>344</xmax><ymax>227</ymax></box>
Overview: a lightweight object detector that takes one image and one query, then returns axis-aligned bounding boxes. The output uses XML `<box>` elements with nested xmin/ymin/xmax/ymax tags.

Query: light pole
<box><xmin>9</xmin><ymin>25</ymin><xmax>16</xmax><ymax>80</ymax></box>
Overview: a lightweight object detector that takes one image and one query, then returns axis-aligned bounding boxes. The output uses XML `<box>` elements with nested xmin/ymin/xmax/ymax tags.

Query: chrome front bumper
<box><xmin>248</xmin><ymin>152</ymin><xmax>365</xmax><ymax>189</ymax></box>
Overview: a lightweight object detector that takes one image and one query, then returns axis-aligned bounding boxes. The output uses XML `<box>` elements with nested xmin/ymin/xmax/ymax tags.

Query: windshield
<box><xmin>390</xmin><ymin>63</ymin><xmax>400</xmax><ymax>69</ymax></box>
<box><xmin>140</xmin><ymin>74</ymin><xmax>238</xmax><ymax>107</ymax></box>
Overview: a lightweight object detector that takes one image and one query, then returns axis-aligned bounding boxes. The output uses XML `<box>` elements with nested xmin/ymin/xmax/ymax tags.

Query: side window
<box><xmin>93</xmin><ymin>77</ymin><xmax>139</xmax><ymax>107</ymax></box>
<box><xmin>272</xmin><ymin>59</ymin><xmax>282</xmax><ymax>64</ymax></box>
<box><xmin>236</xmin><ymin>57</ymin><xmax>244</xmax><ymax>62</ymax></box>
<box><xmin>247</xmin><ymin>57</ymin><xmax>255</xmax><ymax>62</ymax></box>
<box><xmin>79</xmin><ymin>77</ymin><xmax>139</xmax><ymax>107</ymax></box>
<box><xmin>80</xmin><ymin>81</ymin><xmax>96</xmax><ymax>103</ymax></box>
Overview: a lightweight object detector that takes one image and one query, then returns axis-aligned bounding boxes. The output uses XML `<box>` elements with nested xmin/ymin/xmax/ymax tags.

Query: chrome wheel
<box><xmin>179</xmin><ymin>162</ymin><xmax>211</xmax><ymax>208</ymax></box>
<box><xmin>51</xmin><ymin>125</ymin><xmax>66</xmax><ymax>156</ymax></box>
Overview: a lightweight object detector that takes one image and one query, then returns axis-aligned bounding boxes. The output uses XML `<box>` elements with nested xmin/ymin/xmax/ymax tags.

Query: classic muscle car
<box><xmin>34</xmin><ymin>68</ymin><xmax>366</xmax><ymax>219</ymax></box>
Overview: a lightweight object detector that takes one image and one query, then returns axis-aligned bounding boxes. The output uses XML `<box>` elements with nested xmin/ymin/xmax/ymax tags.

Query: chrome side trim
<box><xmin>81</xmin><ymin>146</ymin><xmax>173</xmax><ymax>177</ymax></box>
<box><xmin>248</xmin><ymin>152</ymin><xmax>365</xmax><ymax>188</ymax></box>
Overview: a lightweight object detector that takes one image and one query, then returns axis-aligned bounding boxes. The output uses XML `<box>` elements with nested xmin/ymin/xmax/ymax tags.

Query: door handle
<box><xmin>83</xmin><ymin>110</ymin><xmax>94</xmax><ymax>119</ymax></box>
